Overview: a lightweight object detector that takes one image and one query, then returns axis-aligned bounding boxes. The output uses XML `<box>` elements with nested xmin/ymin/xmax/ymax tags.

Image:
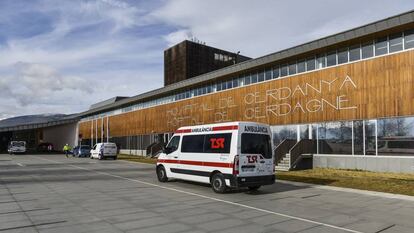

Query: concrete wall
<box><xmin>119</xmin><ymin>149</ymin><xmax>147</xmax><ymax>156</ymax></box>
<box><xmin>314</xmin><ymin>154</ymin><xmax>414</xmax><ymax>174</ymax></box>
<box><xmin>43</xmin><ymin>122</ymin><xmax>78</xmax><ymax>151</ymax></box>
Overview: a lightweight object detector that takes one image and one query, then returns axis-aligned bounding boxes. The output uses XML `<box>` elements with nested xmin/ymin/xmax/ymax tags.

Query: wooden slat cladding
<box><xmin>79</xmin><ymin>50</ymin><xmax>414</xmax><ymax>139</ymax></box>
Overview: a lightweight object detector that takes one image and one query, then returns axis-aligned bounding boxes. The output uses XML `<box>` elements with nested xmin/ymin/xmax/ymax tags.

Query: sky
<box><xmin>0</xmin><ymin>0</ymin><xmax>414</xmax><ymax>120</ymax></box>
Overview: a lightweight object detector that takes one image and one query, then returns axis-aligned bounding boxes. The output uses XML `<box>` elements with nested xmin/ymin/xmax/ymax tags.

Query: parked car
<box><xmin>8</xmin><ymin>141</ymin><xmax>26</xmax><ymax>154</ymax></box>
<box><xmin>156</xmin><ymin>121</ymin><xmax>275</xmax><ymax>193</ymax></box>
<box><xmin>37</xmin><ymin>142</ymin><xmax>54</xmax><ymax>152</ymax></box>
<box><xmin>90</xmin><ymin>143</ymin><xmax>117</xmax><ymax>160</ymax></box>
<box><xmin>73</xmin><ymin>145</ymin><xmax>91</xmax><ymax>157</ymax></box>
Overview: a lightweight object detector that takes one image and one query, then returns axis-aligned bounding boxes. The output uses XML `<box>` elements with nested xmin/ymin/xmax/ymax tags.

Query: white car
<box><xmin>90</xmin><ymin>143</ymin><xmax>118</xmax><ymax>160</ymax></box>
<box><xmin>8</xmin><ymin>141</ymin><xmax>26</xmax><ymax>154</ymax></box>
<box><xmin>156</xmin><ymin>121</ymin><xmax>275</xmax><ymax>193</ymax></box>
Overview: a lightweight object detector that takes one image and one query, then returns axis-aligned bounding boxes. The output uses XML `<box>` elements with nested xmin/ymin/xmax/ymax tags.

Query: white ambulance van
<box><xmin>156</xmin><ymin>122</ymin><xmax>275</xmax><ymax>193</ymax></box>
<box><xmin>90</xmin><ymin>143</ymin><xmax>118</xmax><ymax>160</ymax></box>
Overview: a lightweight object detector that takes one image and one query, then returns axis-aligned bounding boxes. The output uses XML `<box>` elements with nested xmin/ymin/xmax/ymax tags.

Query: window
<box><xmin>244</xmin><ymin>74</ymin><xmax>251</xmax><ymax>85</ymax></box>
<box><xmin>288</xmin><ymin>62</ymin><xmax>297</xmax><ymax>75</ymax></box>
<box><xmin>265</xmin><ymin>68</ymin><xmax>272</xmax><ymax>80</ymax></box>
<box><xmin>297</xmin><ymin>60</ymin><xmax>306</xmax><ymax>73</ymax></box>
<box><xmin>375</xmin><ymin>37</ymin><xmax>388</xmax><ymax>56</ymax></box>
<box><xmin>221</xmin><ymin>82</ymin><xmax>227</xmax><ymax>90</ymax></box>
<box><xmin>251</xmin><ymin>73</ymin><xmax>258</xmax><ymax>83</ymax></box>
<box><xmin>404</xmin><ymin>29</ymin><xmax>414</xmax><ymax>49</ymax></box>
<box><xmin>181</xmin><ymin>135</ymin><xmax>204</xmax><ymax>153</ymax></box>
<box><xmin>166</xmin><ymin>136</ymin><xmax>180</xmax><ymax>153</ymax></box>
<box><xmin>349</xmin><ymin>45</ymin><xmax>361</xmax><ymax>62</ymax></box>
<box><xmin>306</xmin><ymin>57</ymin><xmax>315</xmax><ymax>71</ymax></box>
<box><xmin>273</xmin><ymin>66</ymin><xmax>280</xmax><ymax>79</ymax></box>
<box><xmin>326</xmin><ymin>51</ymin><xmax>337</xmax><ymax>67</ymax></box>
<box><xmin>377</xmin><ymin>116</ymin><xmax>414</xmax><ymax>156</ymax></box>
<box><xmin>258</xmin><ymin>71</ymin><xmax>265</xmax><ymax>82</ymax></box>
<box><xmin>227</xmin><ymin>80</ymin><xmax>233</xmax><ymax>89</ymax></box>
<box><xmin>204</xmin><ymin>133</ymin><xmax>232</xmax><ymax>153</ymax></box>
<box><xmin>318</xmin><ymin>122</ymin><xmax>353</xmax><ymax>155</ymax></box>
<box><xmin>232</xmin><ymin>79</ymin><xmax>239</xmax><ymax>88</ymax></box>
<box><xmin>241</xmin><ymin>133</ymin><xmax>272</xmax><ymax>159</ymax></box>
<box><xmin>207</xmin><ymin>85</ymin><xmax>212</xmax><ymax>93</ymax></box>
<box><xmin>280</xmin><ymin>64</ymin><xmax>288</xmax><ymax>77</ymax></box>
<box><xmin>362</xmin><ymin>42</ymin><xmax>374</xmax><ymax>59</ymax></box>
<box><xmin>337</xmin><ymin>48</ymin><xmax>348</xmax><ymax>64</ymax></box>
<box><xmin>216</xmin><ymin>82</ymin><xmax>222</xmax><ymax>91</ymax></box>
<box><xmin>316</xmin><ymin>55</ymin><xmax>326</xmax><ymax>69</ymax></box>
<box><xmin>271</xmin><ymin>125</ymin><xmax>297</xmax><ymax>146</ymax></box>
<box><xmin>389</xmin><ymin>33</ymin><xmax>403</xmax><ymax>53</ymax></box>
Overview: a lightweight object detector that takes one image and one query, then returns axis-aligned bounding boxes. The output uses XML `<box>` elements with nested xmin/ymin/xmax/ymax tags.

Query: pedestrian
<box><xmin>63</xmin><ymin>144</ymin><xmax>71</xmax><ymax>158</ymax></box>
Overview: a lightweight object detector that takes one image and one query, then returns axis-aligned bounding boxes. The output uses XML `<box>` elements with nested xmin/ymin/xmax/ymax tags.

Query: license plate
<box><xmin>241</xmin><ymin>167</ymin><xmax>255</xmax><ymax>172</ymax></box>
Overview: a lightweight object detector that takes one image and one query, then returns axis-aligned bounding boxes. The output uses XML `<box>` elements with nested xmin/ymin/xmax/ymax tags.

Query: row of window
<box><xmin>271</xmin><ymin>115</ymin><xmax>414</xmax><ymax>156</ymax></box>
<box><xmin>83</xmin><ymin>29</ymin><xmax>414</xmax><ymax>121</ymax></box>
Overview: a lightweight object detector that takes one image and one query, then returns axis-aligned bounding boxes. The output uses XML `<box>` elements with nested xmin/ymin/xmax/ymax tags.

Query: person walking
<box><xmin>63</xmin><ymin>144</ymin><xmax>71</xmax><ymax>158</ymax></box>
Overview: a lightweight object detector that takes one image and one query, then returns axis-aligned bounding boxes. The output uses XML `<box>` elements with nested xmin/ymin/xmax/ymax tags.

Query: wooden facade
<box><xmin>79</xmin><ymin>50</ymin><xmax>414</xmax><ymax>139</ymax></box>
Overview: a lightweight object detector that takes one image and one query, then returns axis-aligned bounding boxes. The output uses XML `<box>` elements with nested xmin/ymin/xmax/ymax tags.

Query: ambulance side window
<box><xmin>166</xmin><ymin>136</ymin><xmax>180</xmax><ymax>153</ymax></box>
<box><xmin>204</xmin><ymin>133</ymin><xmax>232</xmax><ymax>153</ymax></box>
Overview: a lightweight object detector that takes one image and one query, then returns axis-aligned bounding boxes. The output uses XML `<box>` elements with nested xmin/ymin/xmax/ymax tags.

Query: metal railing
<box><xmin>289</xmin><ymin>139</ymin><xmax>317</xmax><ymax>169</ymax></box>
<box><xmin>274</xmin><ymin>139</ymin><xmax>297</xmax><ymax>165</ymax></box>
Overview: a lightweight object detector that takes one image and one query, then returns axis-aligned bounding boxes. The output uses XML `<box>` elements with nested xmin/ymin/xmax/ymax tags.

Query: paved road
<box><xmin>0</xmin><ymin>154</ymin><xmax>413</xmax><ymax>233</ymax></box>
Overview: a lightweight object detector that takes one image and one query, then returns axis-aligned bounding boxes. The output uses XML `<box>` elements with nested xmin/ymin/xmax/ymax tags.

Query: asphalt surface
<box><xmin>0</xmin><ymin>154</ymin><xmax>413</xmax><ymax>233</ymax></box>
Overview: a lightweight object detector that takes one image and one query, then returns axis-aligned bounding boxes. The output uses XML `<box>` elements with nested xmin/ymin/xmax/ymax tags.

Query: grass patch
<box><xmin>277</xmin><ymin>168</ymin><xmax>414</xmax><ymax>196</ymax></box>
<box><xmin>118</xmin><ymin>154</ymin><xmax>157</xmax><ymax>164</ymax></box>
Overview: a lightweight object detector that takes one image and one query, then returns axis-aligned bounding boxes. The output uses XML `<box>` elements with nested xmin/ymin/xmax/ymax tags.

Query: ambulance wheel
<box><xmin>157</xmin><ymin>165</ymin><xmax>168</xmax><ymax>182</ymax></box>
<box><xmin>248</xmin><ymin>186</ymin><xmax>261</xmax><ymax>191</ymax></box>
<box><xmin>211</xmin><ymin>173</ymin><xmax>227</xmax><ymax>193</ymax></box>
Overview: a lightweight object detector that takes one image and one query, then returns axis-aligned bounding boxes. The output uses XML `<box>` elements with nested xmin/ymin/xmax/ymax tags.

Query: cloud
<box><xmin>0</xmin><ymin>62</ymin><xmax>92</xmax><ymax>107</ymax></box>
<box><xmin>152</xmin><ymin>0</ymin><xmax>414</xmax><ymax>57</ymax></box>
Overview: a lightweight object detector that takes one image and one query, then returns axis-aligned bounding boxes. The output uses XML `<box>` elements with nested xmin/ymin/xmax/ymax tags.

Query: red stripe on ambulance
<box><xmin>158</xmin><ymin>159</ymin><xmax>233</xmax><ymax>168</ymax></box>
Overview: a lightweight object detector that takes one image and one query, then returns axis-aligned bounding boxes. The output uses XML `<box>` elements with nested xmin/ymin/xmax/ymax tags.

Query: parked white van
<box><xmin>90</xmin><ymin>143</ymin><xmax>118</xmax><ymax>160</ymax></box>
<box><xmin>8</xmin><ymin>141</ymin><xmax>26</xmax><ymax>154</ymax></box>
<box><xmin>156</xmin><ymin>122</ymin><xmax>275</xmax><ymax>193</ymax></box>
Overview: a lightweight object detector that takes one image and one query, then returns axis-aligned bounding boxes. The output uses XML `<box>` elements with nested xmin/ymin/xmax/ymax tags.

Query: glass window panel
<box><xmin>377</xmin><ymin>116</ymin><xmax>414</xmax><ymax>156</ymax></box>
<box><xmin>316</xmin><ymin>55</ymin><xmax>326</xmax><ymax>69</ymax></box>
<box><xmin>299</xmin><ymin>125</ymin><xmax>309</xmax><ymax>140</ymax></box>
<box><xmin>280</xmin><ymin>65</ymin><xmax>288</xmax><ymax>77</ymax></box>
<box><xmin>258</xmin><ymin>71</ymin><xmax>265</xmax><ymax>82</ymax></box>
<box><xmin>318</xmin><ymin>121</ymin><xmax>353</xmax><ymax>155</ymax></box>
<box><xmin>306</xmin><ymin>57</ymin><xmax>315</xmax><ymax>71</ymax></box>
<box><xmin>207</xmin><ymin>85</ymin><xmax>212</xmax><ymax>93</ymax></box>
<box><xmin>337</xmin><ymin>48</ymin><xmax>348</xmax><ymax>64</ymax></box>
<box><xmin>216</xmin><ymin>82</ymin><xmax>222</xmax><ymax>91</ymax></box>
<box><xmin>273</xmin><ymin>66</ymin><xmax>280</xmax><ymax>79</ymax></box>
<box><xmin>265</xmin><ymin>68</ymin><xmax>272</xmax><ymax>80</ymax></box>
<box><xmin>326</xmin><ymin>51</ymin><xmax>337</xmax><ymax>67</ymax></box>
<box><xmin>227</xmin><ymin>80</ymin><xmax>233</xmax><ymax>89</ymax></box>
<box><xmin>288</xmin><ymin>62</ymin><xmax>297</xmax><ymax>75</ymax></box>
<box><xmin>353</xmin><ymin>121</ymin><xmax>364</xmax><ymax>155</ymax></box>
<box><xmin>251</xmin><ymin>72</ymin><xmax>258</xmax><ymax>83</ymax></box>
<box><xmin>362</xmin><ymin>42</ymin><xmax>374</xmax><ymax>59</ymax></box>
<box><xmin>349</xmin><ymin>45</ymin><xmax>361</xmax><ymax>62</ymax></box>
<box><xmin>375</xmin><ymin>37</ymin><xmax>388</xmax><ymax>56</ymax></box>
<box><xmin>238</xmin><ymin>77</ymin><xmax>244</xmax><ymax>86</ymax></box>
<box><xmin>297</xmin><ymin>60</ymin><xmax>306</xmax><ymax>73</ymax></box>
<box><xmin>232</xmin><ymin>79</ymin><xmax>239</xmax><ymax>88</ymax></box>
<box><xmin>389</xmin><ymin>32</ymin><xmax>403</xmax><ymax>53</ymax></box>
<box><xmin>404</xmin><ymin>29</ymin><xmax>414</xmax><ymax>49</ymax></box>
<box><xmin>270</xmin><ymin>125</ymin><xmax>297</xmax><ymax>147</ymax></box>
<box><xmin>365</xmin><ymin>120</ymin><xmax>377</xmax><ymax>155</ymax></box>
<box><xmin>222</xmin><ymin>82</ymin><xmax>227</xmax><ymax>90</ymax></box>
<box><xmin>244</xmin><ymin>74</ymin><xmax>251</xmax><ymax>85</ymax></box>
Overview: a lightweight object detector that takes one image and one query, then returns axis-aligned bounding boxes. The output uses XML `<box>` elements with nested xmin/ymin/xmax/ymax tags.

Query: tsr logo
<box><xmin>210</xmin><ymin>138</ymin><xmax>225</xmax><ymax>149</ymax></box>
<box><xmin>246</xmin><ymin>155</ymin><xmax>258</xmax><ymax>163</ymax></box>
